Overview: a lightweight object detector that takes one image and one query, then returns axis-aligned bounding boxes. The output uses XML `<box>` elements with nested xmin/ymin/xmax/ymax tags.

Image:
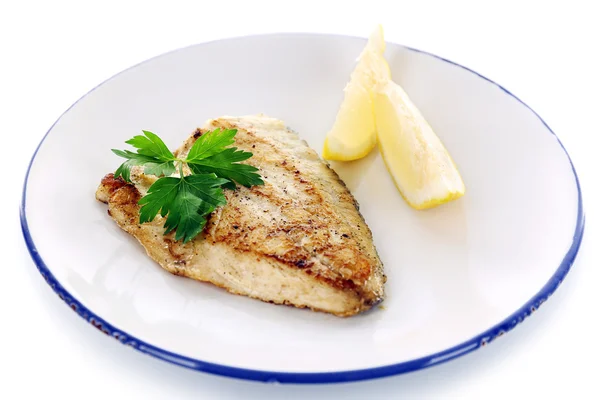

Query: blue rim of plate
<box><xmin>20</xmin><ymin>33</ymin><xmax>585</xmax><ymax>384</ymax></box>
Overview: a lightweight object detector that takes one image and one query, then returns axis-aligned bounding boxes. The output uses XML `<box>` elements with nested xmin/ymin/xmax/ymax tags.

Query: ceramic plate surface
<box><xmin>21</xmin><ymin>33</ymin><xmax>584</xmax><ymax>383</ymax></box>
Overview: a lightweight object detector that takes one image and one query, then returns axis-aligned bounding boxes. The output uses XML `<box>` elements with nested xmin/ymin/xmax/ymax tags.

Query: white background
<box><xmin>2</xmin><ymin>1</ymin><xmax>599</xmax><ymax>398</ymax></box>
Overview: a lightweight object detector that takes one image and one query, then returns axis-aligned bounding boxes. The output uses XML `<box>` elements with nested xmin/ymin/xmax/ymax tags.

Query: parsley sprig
<box><xmin>112</xmin><ymin>128</ymin><xmax>263</xmax><ymax>243</ymax></box>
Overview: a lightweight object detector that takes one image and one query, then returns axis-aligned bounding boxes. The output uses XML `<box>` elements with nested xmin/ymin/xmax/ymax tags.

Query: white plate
<box><xmin>21</xmin><ymin>33</ymin><xmax>584</xmax><ymax>383</ymax></box>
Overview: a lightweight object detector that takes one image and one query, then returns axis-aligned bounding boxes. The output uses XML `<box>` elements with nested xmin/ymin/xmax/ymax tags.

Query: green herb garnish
<box><xmin>112</xmin><ymin>128</ymin><xmax>263</xmax><ymax>243</ymax></box>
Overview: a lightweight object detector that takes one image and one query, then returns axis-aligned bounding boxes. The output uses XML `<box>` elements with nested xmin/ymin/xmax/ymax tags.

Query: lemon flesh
<box><xmin>373</xmin><ymin>80</ymin><xmax>465</xmax><ymax>209</ymax></box>
<box><xmin>322</xmin><ymin>26</ymin><xmax>390</xmax><ymax>161</ymax></box>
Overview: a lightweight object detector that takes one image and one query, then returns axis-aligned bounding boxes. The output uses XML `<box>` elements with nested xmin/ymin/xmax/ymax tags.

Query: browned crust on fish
<box><xmin>97</xmin><ymin>115</ymin><xmax>385</xmax><ymax>316</ymax></box>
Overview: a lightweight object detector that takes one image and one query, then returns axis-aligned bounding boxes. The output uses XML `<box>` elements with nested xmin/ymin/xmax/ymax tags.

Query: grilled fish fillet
<box><xmin>96</xmin><ymin>115</ymin><xmax>385</xmax><ymax>316</ymax></box>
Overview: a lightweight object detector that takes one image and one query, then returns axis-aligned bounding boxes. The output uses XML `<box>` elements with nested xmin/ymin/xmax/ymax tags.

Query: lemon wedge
<box><xmin>373</xmin><ymin>79</ymin><xmax>465</xmax><ymax>209</ymax></box>
<box><xmin>322</xmin><ymin>25</ymin><xmax>390</xmax><ymax>161</ymax></box>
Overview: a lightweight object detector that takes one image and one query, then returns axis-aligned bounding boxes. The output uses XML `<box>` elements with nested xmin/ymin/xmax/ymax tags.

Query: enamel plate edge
<box><xmin>20</xmin><ymin>33</ymin><xmax>585</xmax><ymax>384</ymax></box>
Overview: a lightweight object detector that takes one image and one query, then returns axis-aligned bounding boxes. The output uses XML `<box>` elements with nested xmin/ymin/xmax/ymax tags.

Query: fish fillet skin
<box><xmin>96</xmin><ymin>115</ymin><xmax>385</xmax><ymax>316</ymax></box>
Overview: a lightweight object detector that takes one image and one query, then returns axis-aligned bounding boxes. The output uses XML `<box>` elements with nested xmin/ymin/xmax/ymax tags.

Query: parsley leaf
<box><xmin>183</xmin><ymin>173</ymin><xmax>230</xmax><ymax>205</ymax></box>
<box><xmin>185</xmin><ymin>128</ymin><xmax>263</xmax><ymax>188</ymax></box>
<box><xmin>112</xmin><ymin>149</ymin><xmax>176</xmax><ymax>182</ymax></box>
<box><xmin>188</xmin><ymin>151</ymin><xmax>263</xmax><ymax>188</ymax></box>
<box><xmin>112</xmin><ymin>130</ymin><xmax>178</xmax><ymax>182</ymax></box>
<box><xmin>126</xmin><ymin>130</ymin><xmax>176</xmax><ymax>162</ymax></box>
<box><xmin>186</xmin><ymin>128</ymin><xmax>237</xmax><ymax>162</ymax></box>
<box><xmin>112</xmin><ymin>127</ymin><xmax>263</xmax><ymax>243</ymax></box>
<box><xmin>138</xmin><ymin>174</ymin><xmax>228</xmax><ymax>243</ymax></box>
<box><xmin>137</xmin><ymin>177</ymin><xmax>180</xmax><ymax>223</ymax></box>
